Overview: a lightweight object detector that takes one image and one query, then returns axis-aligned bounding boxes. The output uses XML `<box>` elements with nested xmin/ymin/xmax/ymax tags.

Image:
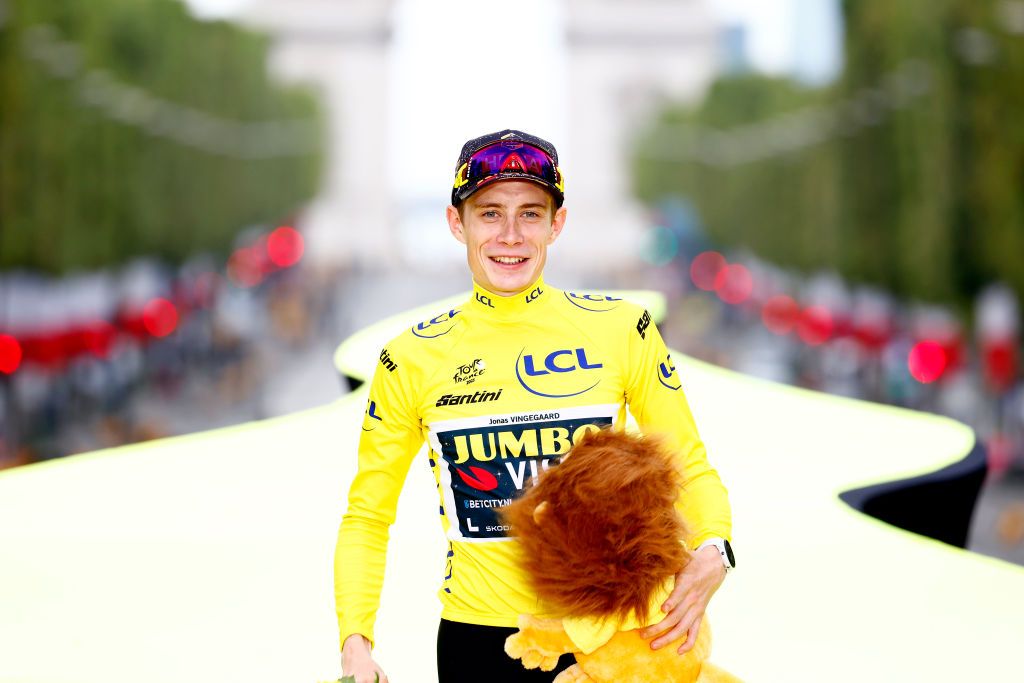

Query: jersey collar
<box><xmin>469</xmin><ymin>276</ymin><xmax>550</xmax><ymax>317</ymax></box>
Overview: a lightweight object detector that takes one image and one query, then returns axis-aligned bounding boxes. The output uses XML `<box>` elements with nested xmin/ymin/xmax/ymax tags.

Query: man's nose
<box><xmin>497</xmin><ymin>219</ymin><xmax>524</xmax><ymax>245</ymax></box>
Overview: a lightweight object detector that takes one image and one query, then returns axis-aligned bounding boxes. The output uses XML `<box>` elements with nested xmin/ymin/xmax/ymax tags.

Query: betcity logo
<box><xmin>515</xmin><ymin>347</ymin><xmax>603</xmax><ymax>398</ymax></box>
<box><xmin>412</xmin><ymin>309</ymin><xmax>460</xmax><ymax>339</ymax></box>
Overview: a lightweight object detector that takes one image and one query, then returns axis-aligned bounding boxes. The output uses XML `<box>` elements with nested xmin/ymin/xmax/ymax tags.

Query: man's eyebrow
<box><xmin>472</xmin><ymin>201</ymin><xmax>549</xmax><ymax>210</ymax></box>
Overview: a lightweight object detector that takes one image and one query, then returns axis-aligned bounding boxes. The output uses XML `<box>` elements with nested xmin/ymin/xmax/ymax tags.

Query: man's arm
<box><xmin>624</xmin><ymin>309</ymin><xmax>732</xmax><ymax>653</ymax></box>
<box><xmin>624</xmin><ymin>309</ymin><xmax>732</xmax><ymax>546</ymax></box>
<box><xmin>335</xmin><ymin>342</ymin><xmax>423</xmax><ymax>666</ymax></box>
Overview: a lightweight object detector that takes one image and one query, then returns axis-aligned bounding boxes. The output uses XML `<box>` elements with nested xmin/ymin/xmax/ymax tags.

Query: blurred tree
<box><xmin>633</xmin><ymin>0</ymin><xmax>1024</xmax><ymax>309</ymax></box>
<box><xmin>633</xmin><ymin>75</ymin><xmax>841</xmax><ymax>275</ymax></box>
<box><xmin>0</xmin><ymin>0</ymin><xmax>324</xmax><ymax>273</ymax></box>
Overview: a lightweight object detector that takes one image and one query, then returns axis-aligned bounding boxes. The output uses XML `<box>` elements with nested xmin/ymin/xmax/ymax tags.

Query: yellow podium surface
<box><xmin>1</xmin><ymin>292</ymin><xmax>1023</xmax><ymax>682</ymax></box>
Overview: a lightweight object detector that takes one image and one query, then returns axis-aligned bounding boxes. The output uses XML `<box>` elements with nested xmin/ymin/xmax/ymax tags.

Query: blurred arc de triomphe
<box><xmin>243</xmin><ymin>0</ymin><xmax>718</xmax><ymax>274</ymax></box>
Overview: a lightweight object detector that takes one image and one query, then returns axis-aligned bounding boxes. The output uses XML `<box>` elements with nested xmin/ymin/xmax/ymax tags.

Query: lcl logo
<box><xmin>524</xmin><ymin>286</ymin><xmax>543</xmax><ymax>304</ymax></box>
<box><xmin>412</xmin><ymin>309</ymin><xmax>460</xmax><ymax>338</ymax></box>
<box><xmin>522</xmin><ymin>348</ymin><xmax>602</xmax><ymax>375</ymax></box>
<box><xmin>564</xmin><ymin>291</ymin><xmax>623</xmax><ymax>312</ymax></box>
<box><xmin>516</xmin><ymin>347</ymin><xmax>603</xmax><ymax>398</ymax></box>
<box><xmin>361</xmin><ymin>399</ymin><xmax>383</xmax><ymax>432</ymax></box>
<box><xmin>659</xmin><ymin>353</ymin><xmax>681</xmax><ymax>391</ymax></box>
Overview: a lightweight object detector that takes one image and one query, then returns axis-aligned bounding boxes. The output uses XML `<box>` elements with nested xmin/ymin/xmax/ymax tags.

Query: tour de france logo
<box><xmin>454</xmin><ymin>358</ymin><xmax>486</xmax><ymax>385</ymax></box>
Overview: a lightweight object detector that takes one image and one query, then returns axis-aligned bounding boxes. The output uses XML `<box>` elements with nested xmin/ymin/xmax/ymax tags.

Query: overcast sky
<box><xmin>182</xmin><ymin>0</ymin><xmax>840</xmax><ymax>82</ymax></box>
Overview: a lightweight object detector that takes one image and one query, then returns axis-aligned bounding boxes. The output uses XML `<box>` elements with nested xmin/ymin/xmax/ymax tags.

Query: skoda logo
<box><xmin>515</xmin><ymin>347</ymin><xmax>603</xmax><ymax>398</ymax></box>
<box><xmin>564</xmin><ymin>292</ymin><xmax>623</xmax><ymax>312</ymax></box>
<box><xmin>412</xmin><ymin>309</ymin><xmax>460</xmax><ymax>338</ymax></box>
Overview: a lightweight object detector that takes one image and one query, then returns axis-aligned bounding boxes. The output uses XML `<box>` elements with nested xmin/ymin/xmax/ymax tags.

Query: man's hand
<box><xmin>341</xmin><ymin>633</ymin><xmax>388</xmax><ymax>683</ymax></box>
<box><xmin>640</xmin><ymin>547</ymin><xmax>726</xmax><ymax>654</ymax></box>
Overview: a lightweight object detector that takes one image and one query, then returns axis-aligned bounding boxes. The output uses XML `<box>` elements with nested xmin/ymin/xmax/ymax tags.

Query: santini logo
<box><xmin>436</xmin><ymin>389</ymin><xmax>502</xmax><ymax>407</ymax></box>
<box><xmin>379</xmin><ymin>348</ymin><xmax>397</xmax><ymax>372</ymax></box>
<box><xmin>515</xmin><ymin>347</ymin><xmax>603</xmax><ymax>398</ymax></box>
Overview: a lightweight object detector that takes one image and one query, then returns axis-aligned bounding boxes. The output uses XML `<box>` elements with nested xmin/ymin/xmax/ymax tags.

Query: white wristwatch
<box><xmin>696</xmin><ymin>538</ymin><xmax>736</xmax><ymax>571</ymax></box>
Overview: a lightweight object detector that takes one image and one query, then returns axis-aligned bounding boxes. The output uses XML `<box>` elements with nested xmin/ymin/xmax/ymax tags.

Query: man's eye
<box><xmin>523</xmin><ymin>211</ymin><xmax>540</xmax><ymax>219</ymax></box>
<box><xmin>482</xmin><ymin>210</ymin><xmax>499</xmax><ymax>218</ymax></box>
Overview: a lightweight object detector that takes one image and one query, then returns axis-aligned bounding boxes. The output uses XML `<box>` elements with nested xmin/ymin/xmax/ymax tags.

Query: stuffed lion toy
<box><xmin>500</xmin><ymin>429</ymin><xmax>740</xmax><ymax>682</ymax></box>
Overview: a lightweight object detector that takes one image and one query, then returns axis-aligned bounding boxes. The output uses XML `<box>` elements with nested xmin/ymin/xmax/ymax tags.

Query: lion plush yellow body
<box><xmin>501</xmin><ymin>430</ymin><xmax>740</xmax><ymax>683</ymax></box>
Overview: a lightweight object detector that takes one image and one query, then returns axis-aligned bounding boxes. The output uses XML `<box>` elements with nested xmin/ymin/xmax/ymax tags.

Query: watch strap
<box><xmin>696</xmin><ymin>538</ymin><xmax>735</xmax><ymax>571</ymax></box>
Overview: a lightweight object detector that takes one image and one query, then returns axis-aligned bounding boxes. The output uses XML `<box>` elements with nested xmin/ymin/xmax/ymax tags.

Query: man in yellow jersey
<box><xmin>337</xmin><ymin>130</ymin><xmax>734</xmax><ymax>683</ymax></box>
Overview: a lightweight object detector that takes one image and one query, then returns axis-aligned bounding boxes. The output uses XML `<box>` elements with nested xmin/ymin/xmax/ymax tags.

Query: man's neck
<box><xmin>469</xmin><ymin>276</ymin><xmax>549</xmax><ymax>316</ymax></box>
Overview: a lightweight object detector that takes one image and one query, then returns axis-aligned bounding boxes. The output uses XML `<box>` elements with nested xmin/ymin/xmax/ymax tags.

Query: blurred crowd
<box><xmin>647</xmin><ymin>246</ymin><xmax>1024</xmax><ymax>475</ymax></box>
<box><xmin>0</xmin><ymin>226</ymin><xmax>342</xmax><ymax>469</ymax></box>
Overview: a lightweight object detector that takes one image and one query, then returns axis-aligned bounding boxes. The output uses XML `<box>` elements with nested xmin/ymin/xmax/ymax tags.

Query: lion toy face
<box><xmin>500</xmin><ymin>429</ymin><xmax>740</xmax><ymax>683</ymax></box>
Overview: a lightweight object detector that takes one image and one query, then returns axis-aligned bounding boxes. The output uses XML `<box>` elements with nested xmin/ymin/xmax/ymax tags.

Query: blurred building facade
<box><xmin>242</xmin><ymin>0</ymin><xmax>396</xmax><ymax>267</ymax></box>
<box><xmin>559</xmin><ymin>0</ymin><xmax>718</xmax><ymax>272</ymax></box>
<box><xmin>240</xmin><ymin>0</ymin><xmax>720</xmax><ymax>275</ymax></box>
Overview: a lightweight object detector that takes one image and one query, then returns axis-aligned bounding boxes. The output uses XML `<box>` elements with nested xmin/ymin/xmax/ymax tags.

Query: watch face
<box><xmin>724</xmin><ymin>540</ymin><xmax>736</xmax><ymax>568</ymax></box>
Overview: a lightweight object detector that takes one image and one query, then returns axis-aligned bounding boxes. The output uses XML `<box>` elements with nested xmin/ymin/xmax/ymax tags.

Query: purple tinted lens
<box><xmin>467</xmin><ymin>143</ymin><xmax>556</xmax><ymax>185</ymax></box>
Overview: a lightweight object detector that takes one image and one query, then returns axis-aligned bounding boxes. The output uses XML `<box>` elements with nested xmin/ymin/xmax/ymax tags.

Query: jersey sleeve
<box><xmin>334</xmin><ymin>340</ymin><xmax>424</xmax><ymax>649</ymax></box>
<box><xmin>624</xmin><ymin>309</ymin><xmax>732</xmax><ymax>549</ymax></box>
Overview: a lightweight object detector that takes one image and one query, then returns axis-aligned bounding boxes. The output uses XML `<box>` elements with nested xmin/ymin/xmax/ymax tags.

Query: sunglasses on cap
<box><xmin>452</xmin><ymin>141</ymin><xmax>565</xmax><ymax>206</ymax></box>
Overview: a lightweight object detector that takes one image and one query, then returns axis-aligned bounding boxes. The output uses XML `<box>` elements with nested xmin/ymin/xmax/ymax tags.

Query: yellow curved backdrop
<box><xmin>1</xmin><ymin>291</ymin><xmax>1022</xmax><ymax>682</ymax></box>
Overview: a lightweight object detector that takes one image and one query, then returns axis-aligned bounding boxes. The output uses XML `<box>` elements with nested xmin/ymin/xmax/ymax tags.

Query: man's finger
<box><xmin>662</xmin><ymin>571</ymin><xmax>688</xmax><ymax>613</ymax></box>
<box><xmin>677</xmin><ymin>615</ymin><xmax>702</xmax><ymax>654</ymax></box>
<box><xmin>650</xmin><ymin>619</ymin><xmax>689</xmax><ymax>650</ymax></box>
<box><xmin>650</xmin><ymin>608</ymin><xmax>694</xmax><ymax>649</ymax></box>
<box><xmin>640</xmin><ymin>612</ymin><xmax>678</xmax><ymax>640</ymax></box>
<box><xmin>652</xmin><ymin>605</ymin><xmax>701</xmax><ymax>650</ymax></box>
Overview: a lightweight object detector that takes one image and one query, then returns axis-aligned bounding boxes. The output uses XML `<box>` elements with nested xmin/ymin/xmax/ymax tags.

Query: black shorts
<box><xmin>436</xmin><ymin>619</ymin><xmax>577</xmax><ymax>683</ymax></box>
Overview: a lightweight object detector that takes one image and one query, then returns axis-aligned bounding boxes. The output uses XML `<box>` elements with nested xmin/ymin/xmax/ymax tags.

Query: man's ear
<box><xmin>548</xmin><ymin>206</ymin><xmax>567</xmax><ymax>245</ymax></box>
<box><xmin>447</xmin><ymin>205</ymin><xmax>467</xmax><ymax>245</ymax></box>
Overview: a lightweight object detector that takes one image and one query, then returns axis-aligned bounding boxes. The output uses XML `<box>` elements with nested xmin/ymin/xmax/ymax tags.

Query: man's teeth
<box><xmin>492</xmin><ymin>257</ymin><xmax>526</xmax><ymax>264</ymax></box>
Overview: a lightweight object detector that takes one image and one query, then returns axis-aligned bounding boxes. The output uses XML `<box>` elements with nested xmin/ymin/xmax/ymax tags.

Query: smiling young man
<box><xmin>336</xmin><ymin>130</ymin><xmax>733</xmax><ymax>683</ymax></box>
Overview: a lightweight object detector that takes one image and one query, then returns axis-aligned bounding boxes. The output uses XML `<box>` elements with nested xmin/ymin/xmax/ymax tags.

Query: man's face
<box><xmin>447</xmin><ymin>180</ymin><xmax>567</xmax><ymax>297</ymax></box>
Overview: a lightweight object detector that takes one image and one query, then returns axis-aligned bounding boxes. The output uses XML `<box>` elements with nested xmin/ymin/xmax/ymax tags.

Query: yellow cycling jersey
<box><xmin>335</xmin><ymin>276</ymin><xmax>731</xmax><ymax>647</ymax></box>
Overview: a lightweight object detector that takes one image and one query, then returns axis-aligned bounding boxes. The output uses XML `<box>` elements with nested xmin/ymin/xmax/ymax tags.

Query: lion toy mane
<box><xmin>500</xmin><ymin>429</ymin><xmax>739</xmax><ymax>683</ymax></box>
